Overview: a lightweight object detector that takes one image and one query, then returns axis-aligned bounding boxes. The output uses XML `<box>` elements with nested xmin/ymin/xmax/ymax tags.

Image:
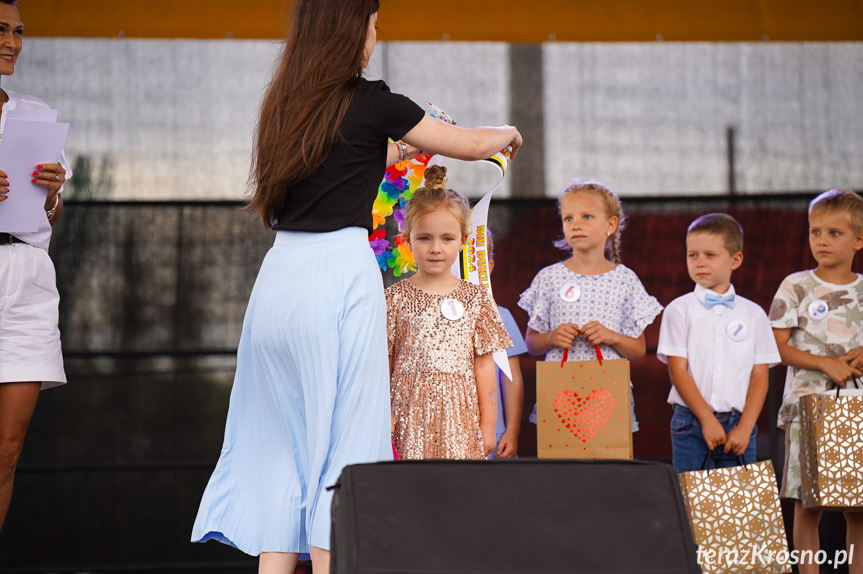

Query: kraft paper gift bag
<box><xmin>678</xmin><ymin>460</ymin><xmax>791</xmax><ymax>574</ymax></box>
<box><xmin>799</xmin><ymin>386</ymin><xmax>863</xmax><ymax>510</ymax></box>
<box><xmin>536</xmin><ymin>359</ymin><xmax>632</xmax><ymax>459</ymax></box>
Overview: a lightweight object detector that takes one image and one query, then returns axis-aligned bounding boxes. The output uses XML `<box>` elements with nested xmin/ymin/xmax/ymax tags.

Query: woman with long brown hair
<box><xmin>192</xmin><ymin>1</ymin><xmax>522</xmax><ymax>572</ymax></box>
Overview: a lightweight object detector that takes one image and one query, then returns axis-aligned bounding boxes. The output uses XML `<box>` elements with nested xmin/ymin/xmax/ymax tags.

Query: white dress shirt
<box><xmin>658</xmin><ymin>284</ymin><xmax>781</xmax><ymax>413</ymax></box>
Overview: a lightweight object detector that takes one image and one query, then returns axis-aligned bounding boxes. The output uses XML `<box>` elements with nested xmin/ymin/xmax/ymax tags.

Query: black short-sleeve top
<box><xmin>274</xmin><ymin>79</ymin><xmax>425</xmax><ymax>233</ymax></box>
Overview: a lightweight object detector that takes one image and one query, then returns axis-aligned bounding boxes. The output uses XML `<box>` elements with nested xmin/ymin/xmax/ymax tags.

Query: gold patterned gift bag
<box><xmin>799</xmin><ymin>388</ymin><xmax>863</xmax><ymax>509</ymax></box>
<box><xmin>678</xmin><ymin>460</ymin><xmax>791</xmax><ymax>574</ymax></box>
<box><xmin>536</xmin><ymin>359</ymin><xmax>632</xmax><ymax>459</ymax></box>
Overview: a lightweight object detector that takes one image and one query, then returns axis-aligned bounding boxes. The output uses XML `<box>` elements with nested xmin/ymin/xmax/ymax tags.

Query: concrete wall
<box><xmin>6</xmin><ymin>39</ymin><xmax>862</xmax><ymax>199</ymax></box>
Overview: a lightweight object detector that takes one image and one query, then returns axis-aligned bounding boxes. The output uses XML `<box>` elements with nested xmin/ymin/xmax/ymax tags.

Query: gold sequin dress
<box><xmin>386</xmin><ymin>279</ymin><xmax>513</xmax><ymax>460</ymax></box>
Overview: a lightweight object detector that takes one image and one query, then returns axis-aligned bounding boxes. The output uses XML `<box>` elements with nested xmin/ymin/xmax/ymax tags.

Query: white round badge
<box><xmin>808</xmin><ymin>299</ymin><xmax>829</xmax><ymax>322</ymax></box>
<box><xmin>441</xmin><ymin>299</ymin><xmax>465</xmax><ymax>321</ymax></box>
<box><xmin>726</xmin><ymin>320</ymin><xmax>749</xmax><ymax>342</ymax></box>
<box><xmin>560</xmin><ymin>283</ymin><xmax>581</xmax><ymax>303</ymax></box>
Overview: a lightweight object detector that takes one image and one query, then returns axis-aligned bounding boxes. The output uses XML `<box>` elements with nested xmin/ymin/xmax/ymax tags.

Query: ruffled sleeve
<box><xmin>474</xmin><ymin>288</ymin><xmax>514</xmax><ymax>357</ymax></box>
<box><xmin>498</xmin><ymin>306</ymin><xmax>528</xmax><ymax>357</ymax></box>
<box><xmin>620</xmin><ymin>267</ymin><xmax>663</xmax><ymax>337</ymax></box>
<box><xmin>518</xmin><ymin>268</ymin><xmax>551</xmax><ymax>334</ymax></box>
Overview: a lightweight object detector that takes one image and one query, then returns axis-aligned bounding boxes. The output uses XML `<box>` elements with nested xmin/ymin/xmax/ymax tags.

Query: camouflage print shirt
<box><xmin>769</xmin><ymin>270</ymin><xmax>863</xmax><ymax>429</ymax></box>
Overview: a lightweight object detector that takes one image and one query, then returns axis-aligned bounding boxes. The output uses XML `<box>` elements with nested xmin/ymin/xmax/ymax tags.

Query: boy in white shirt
<box><xmin>657</xmin><ymin>213</ymin><xmax>781</xmax><ymax>473</ymax></box>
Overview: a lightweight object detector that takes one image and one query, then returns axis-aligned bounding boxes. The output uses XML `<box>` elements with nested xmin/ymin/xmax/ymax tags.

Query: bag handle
<box><xmin>833</xmin><ymin>376</ymin><xmax>862</xmax><ymax>398</ymax></box>
<box><xmin>699</xmin><ymin>452</ymin><xmax>747</xmax><ymax>474</ymax></box>
<box><xmin>559</xmin><ymin>328</ymin><xmax>604</xmax><ymax>367</ymax></box>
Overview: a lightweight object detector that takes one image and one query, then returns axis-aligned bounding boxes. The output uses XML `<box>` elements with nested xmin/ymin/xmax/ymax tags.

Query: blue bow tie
<box><xmin>704</xmin><ymin>292</ymin><xmax>735</xmax><ymax>310</ymax></box>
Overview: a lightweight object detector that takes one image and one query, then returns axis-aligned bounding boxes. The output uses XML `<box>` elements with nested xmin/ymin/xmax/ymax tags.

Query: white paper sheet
<box><xmin>6</xmin><ymin>109</ymin><xmax>58</xmax><ymax>123</ymax></box>
<box><xmin>0</xmin><ymin>119</ymin><xmax>70</xmax><ymax>233</ymax></box>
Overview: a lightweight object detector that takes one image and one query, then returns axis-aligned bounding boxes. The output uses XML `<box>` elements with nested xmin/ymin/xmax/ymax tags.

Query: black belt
<box><xmin>0</xmin><ymin>232</ymin><xmax>26</xmax><ymax>245</ymax></box>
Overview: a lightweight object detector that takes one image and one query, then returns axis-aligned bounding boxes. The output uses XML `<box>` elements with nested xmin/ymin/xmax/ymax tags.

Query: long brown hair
<box><xmin>249</xmin><ymin>0</ymin><xmax>379</xmax><ymax>225</ymax></box>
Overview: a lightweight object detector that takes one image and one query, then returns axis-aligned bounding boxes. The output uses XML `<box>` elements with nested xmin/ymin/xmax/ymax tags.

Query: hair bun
<box><xmin>422</xmin><ymin>165</ymin><xmax>448</xmax><ymax>190</ymax></box>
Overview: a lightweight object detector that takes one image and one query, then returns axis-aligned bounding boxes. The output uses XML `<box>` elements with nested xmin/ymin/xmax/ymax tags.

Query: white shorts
<box><xmin>0</xmin><ymin>243</ymin><xmax>66</xmax><ymax>389</ymax></box>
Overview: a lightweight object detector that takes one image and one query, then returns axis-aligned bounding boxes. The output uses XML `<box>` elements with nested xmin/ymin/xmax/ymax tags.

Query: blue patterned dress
<box><xmin>518</xmin><ymin>262</ymin><xmax>662</xmax><ymax>429</ymax></box>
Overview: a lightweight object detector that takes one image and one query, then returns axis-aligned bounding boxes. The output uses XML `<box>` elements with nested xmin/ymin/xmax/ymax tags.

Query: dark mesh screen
<box><xmin>2</xmin><ymin>197</ymin><xmax>854</xmax><ymax>571</ymax></box>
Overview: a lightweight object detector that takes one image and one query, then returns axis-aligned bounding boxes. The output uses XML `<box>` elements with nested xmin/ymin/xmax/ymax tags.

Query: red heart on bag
<box><xmin>553</xmin><ymin>388</ymin><xmax>615</xmax><ymax>443</ymax></box>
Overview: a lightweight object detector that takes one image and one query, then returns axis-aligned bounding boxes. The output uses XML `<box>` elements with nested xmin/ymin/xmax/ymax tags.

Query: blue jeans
<box><xmin>670</xmin><ymin>404</ymin><xmax>756</xmax><ymax>473</ymax></box>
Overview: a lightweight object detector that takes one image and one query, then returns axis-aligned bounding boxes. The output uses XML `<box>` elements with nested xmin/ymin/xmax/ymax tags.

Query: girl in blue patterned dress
<box><xmin>518</xmin><ymin>178</ymin><xmax>662</xmax><ymax>430</ymax></box>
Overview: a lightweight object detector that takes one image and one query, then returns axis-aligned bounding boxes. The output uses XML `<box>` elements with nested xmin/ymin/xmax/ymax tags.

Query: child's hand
<box><xmin>549</xmin><ymin>323</ymin><xmax>579</xmax><ymax>350</ymax></box>
<box><xmin>481</xmin><ymin>426</ymin><xmax>497</xmax><ymax>457</ymax></box>
<box><xmin>842</xmin><ymin>349</ymin><xmax>863</xmax><ymax>373</ymax></box>
<box><xmin>494</xmin><ymin>430</ymin><xmax>518</xmax><ymax>459</ymax></box>
<box><xmin>821</xmin><ymin>356</ymin><xmax>862</xmax><ymax>386</ymax></box>
<box><xmin>579</xmin><ymin>321</ymin><xmax>621</xmax><ymax>347</ymax></box>
<box><xmin>723</xmin><ymin>425</ymin><xmax>752</xmax><ymax>456</ymax></box>
<box><xmin>700</xmin><ymin>415</ymin><xmax>727</xmax><ymax>451</ymax></box>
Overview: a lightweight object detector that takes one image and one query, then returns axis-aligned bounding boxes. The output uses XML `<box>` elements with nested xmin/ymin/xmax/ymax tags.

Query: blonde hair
<box><xmin>809</xmin><ymin>188</ymin><xmax>863</xmax><ymax>234</ymax></box>
<box><xmin>554</xmin><ymin>178</ymin><xmax>626</xmax><ymax>264</ymax></box>
<box><xmin>401</xmin><ymin>165</ymin><xmax>471</xmax><ymax>242</ymax></box>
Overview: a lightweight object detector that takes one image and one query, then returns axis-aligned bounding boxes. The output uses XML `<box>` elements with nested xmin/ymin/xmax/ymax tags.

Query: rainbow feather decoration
<box><xmin>369</xmin><ymin>103</ymin><xmax>513</xmax><ymax>277</ymax></box>
<box><xmin>369</xmin><ymin>102</ymin><xmax>455</xmax><ymax>275</ymax></box>
<box><xmin>370</xmin><ymin>152</ymin><xmax>433</xmax><ymax>275</ymax></box>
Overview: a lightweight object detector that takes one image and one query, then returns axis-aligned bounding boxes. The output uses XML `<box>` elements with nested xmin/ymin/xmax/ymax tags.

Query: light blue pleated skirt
<box><xmin>191</xmin><ymin>227</ymin><xmax>393</xmax><ymax>555</ymax></box>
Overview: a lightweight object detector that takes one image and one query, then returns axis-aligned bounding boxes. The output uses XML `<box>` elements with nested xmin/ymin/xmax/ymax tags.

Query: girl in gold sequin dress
<box><xmin>386</xmin><ymin>166</ymin><xmax>513</xmax><ymax>460</ymax></box>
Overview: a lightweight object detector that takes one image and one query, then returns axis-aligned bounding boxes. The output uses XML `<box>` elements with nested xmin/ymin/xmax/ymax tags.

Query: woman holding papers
<box><xmin>0</xmin><ymin>0</ymin><xmax>71</xmax><ymax>531</ymax></box>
